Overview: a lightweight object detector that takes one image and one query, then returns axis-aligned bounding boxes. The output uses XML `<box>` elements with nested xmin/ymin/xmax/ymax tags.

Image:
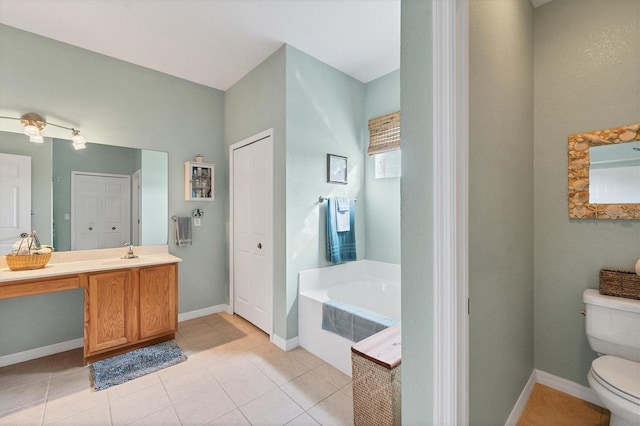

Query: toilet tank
<box><xmin>583</xmin><ymin>289</ymin><xmax>640</xmax><ymax>362</ymax></box>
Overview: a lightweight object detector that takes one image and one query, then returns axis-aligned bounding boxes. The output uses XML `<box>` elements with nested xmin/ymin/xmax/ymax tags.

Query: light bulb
<box><xmin>71</xmin><ymin>130</ymin><xmax>86</xmax><ymax>145</ymax></box>
<box><xmin>24</xmin><ymin>124</ymin><xmax>39</xmax><ymax>137</ymax></box>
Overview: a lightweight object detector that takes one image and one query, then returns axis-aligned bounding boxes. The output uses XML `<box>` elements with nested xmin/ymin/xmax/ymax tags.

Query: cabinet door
<box><xmin>87</xmin><ymin>270</ymin><xmax>136</xmax><ymax>354</ymax></box>
<box><xmin>139</xmin><ymin>264</ymin><xmax>177</xmax><ymax>339</ymax></box>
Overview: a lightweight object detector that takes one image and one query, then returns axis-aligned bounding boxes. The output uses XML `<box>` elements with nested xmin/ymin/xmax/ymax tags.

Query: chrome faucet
<box><xmin>122</xmin><ymin>242</ymin><xmax>138</xmax><ymax>259</ymax></box>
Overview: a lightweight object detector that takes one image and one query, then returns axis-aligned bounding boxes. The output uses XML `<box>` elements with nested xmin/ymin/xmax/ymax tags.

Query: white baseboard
<box><xmin>535</xmin><ymin>369</ymin><xmax>600</xmax><ymax>406</ymax></box>
<box><xmin>0</xmin><ymin>304</ymin><xmax>231</xmax><ymax>367</ymax></box>
<box><xmin>0</xmin><ymin>338</ymin><xmax>84</xmax><ymax>368</ymax></box>
<box><xmin>178</xmin><ymin>304</ymin><xmax>230</xmax><ymax>322</ymax></box>
<box><xmin>271</xmin><ymin>334</ymin><xmax>300</xmax><ymax>351</ymax></box>
<box><xmin>505</xmin><ymin>370</ymin><xmax>537</xmax><ymax>426</ymax></box>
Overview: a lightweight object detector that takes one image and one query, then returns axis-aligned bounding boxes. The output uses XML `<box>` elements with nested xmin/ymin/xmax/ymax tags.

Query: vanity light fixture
<box><xmin>1</xmin><ymin>112</ymin><xmax>87</xmax><ymax>150</ymax></box>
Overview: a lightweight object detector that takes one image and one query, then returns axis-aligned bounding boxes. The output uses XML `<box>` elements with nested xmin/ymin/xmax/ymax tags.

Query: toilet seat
<box><xmin>591</xmin><ymin>355</ymin><xmax>640</xmax><ymax>405</ymax></box>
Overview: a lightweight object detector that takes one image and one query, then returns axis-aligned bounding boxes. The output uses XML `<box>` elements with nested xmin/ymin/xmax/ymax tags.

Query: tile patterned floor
<box><xmin>0</xmin><ymin>312</ymin><xmax>353</xmax><ymax>425</ymax></box>
<box><xmin>518</xmin><ymin>383</ymin><xmax>610</xmax><ymax>426</ymax></box>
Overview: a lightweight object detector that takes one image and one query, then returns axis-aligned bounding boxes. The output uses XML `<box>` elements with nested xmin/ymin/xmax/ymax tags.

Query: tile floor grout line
<box><xmin>39</xmin><ymin>372</ymin><xmax>53</xmax><ymax>426</ymax></box>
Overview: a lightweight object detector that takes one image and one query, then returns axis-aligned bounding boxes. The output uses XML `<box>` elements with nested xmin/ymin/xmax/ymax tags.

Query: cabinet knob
<box><xmin>112</xmin><ymin>227</ymin><xmax>116</xmax><ymax>230</ymax></box>
<box><xmin>89</xmin><ymin>227</ymin><xmax>93</xmax><ymax>230</ymax></box>
<box><xmin>257</xmin><ymin>243</ymin><xmax>262</xmax><ymax>249</ymax></box>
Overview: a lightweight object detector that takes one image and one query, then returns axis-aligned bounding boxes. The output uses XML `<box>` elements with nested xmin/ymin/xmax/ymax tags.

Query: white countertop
<box><xmin>0</xmin><ymin>245</ymin><xmax>182</xmax><ymax>283</ymax></box>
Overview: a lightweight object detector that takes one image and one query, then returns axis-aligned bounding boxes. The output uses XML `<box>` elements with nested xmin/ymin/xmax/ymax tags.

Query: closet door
<box><xmin>232</xmin><ymin>132</ymin><xmax>274</xmax><ymax>335</ymax></box>
<box><xmin>72</xmin><ymin>173</ymin><xmax>130</xmax><ymax>250</ymax></box>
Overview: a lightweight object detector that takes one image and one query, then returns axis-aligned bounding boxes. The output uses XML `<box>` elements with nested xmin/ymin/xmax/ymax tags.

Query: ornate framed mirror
<box><xmin>568</xmin><ymin>123</ymin><xmax>640</xmax><ymax>219</ymax></box>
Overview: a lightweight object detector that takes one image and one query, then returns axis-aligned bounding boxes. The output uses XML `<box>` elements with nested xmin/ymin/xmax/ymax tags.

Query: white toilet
<box><xmin>583</xmin><ymin>289</ymin><xmax>640</xmax><ymax>426</ymax></box>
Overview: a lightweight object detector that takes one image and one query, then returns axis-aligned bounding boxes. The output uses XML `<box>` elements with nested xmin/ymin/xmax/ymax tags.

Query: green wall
<box><xmin>0</xmin><ymin>24</ymin><xmax>227</xmax><ymax>357</ymax></box>
<box><xmin>533</xmin><ymin>0</ymin><xmax>640</xmax><ymax>386</ymax></box>
<box><xmin>400</xmin><ymin>0</ymin><xmax>434</xmax><ymax>422</ymax></box>
<box><xmin>224</xmin><ymin>45</ymin><xmax>288</xmax><ymax>340</ymax></box>
<box><xmin>364</xmin><ymin>70</ymin><xmax>401</xmax><ymax>265</ymax></box>
<box><xmin>285</xmin><ymin>45</ymin><xmax>366</xmax><ymax>338</ymax></box>
<box><xmin>469</xmin><ymin>0</ymin><xmax>535</xmax><ymax>424</ymax></box>
<box><xmin>0</xmin><ymin>132</ymin><xmax>52</xmax><ymax>246</ymax></box>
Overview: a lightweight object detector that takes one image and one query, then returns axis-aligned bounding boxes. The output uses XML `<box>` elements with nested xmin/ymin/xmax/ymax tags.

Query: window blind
<box><xmin>367</xmin><ymin>111</ymin><xmax>400</xmax><ymax>156</ymax></box>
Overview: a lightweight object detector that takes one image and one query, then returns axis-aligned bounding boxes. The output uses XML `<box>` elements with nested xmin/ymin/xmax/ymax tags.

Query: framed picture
<box><xmin>327</xmin><ymin>154</ymin><xmax>348</xmax><ymax>184</ymax></box>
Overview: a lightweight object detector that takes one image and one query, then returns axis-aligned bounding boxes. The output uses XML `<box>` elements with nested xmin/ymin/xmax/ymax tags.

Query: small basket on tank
<box><xmin>599</xmin><ymin>269</ymin><xmax>640</xmax><ymax>300</ymax></box>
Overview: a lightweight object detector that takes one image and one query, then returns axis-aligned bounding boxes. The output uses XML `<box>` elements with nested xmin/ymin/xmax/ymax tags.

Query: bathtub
<box><xmin>298</xmin><ymin>260</ymin><xmax>400</xmax><ymax>376</ymax></box>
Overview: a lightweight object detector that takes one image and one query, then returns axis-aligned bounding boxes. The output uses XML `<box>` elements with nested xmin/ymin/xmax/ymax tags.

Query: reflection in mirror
<box><xmin>589</xmin><ymin>141</ymin><xmax>640</xmax><ymax>204</ymax></box>
<box><xmin>568</xmin><ymin>123</ymin><xmax>640</xmax><ymax>219</ymax></box>
<box><xmin>0</xmin><ymin>131</ymin><xmax>168</xmax><ymax>252</ymax></box>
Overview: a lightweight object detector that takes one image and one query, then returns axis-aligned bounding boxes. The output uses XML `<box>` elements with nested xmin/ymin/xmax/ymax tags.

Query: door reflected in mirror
<box><xmin>0</xmin><ymin>131</ymin><xmax>168</xmax><ymax>252</ymax></box>
<box><xmin>589</xmin><ymin>141</ymin><xmax>640</xmax><ymax>204</ymax></box>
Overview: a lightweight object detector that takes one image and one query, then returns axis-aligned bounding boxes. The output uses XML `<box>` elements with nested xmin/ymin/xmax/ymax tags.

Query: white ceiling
<box><xmin>0</xmin><ymin>0</ymin><xmax>401</xmax><ymax>91</ymax></box>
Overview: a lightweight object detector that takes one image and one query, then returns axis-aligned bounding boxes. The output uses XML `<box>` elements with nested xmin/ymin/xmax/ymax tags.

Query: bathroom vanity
<box><xmin>0</xmin><ymin>245</ymin><xmax>181</xmax><ymax>363</ymax></box>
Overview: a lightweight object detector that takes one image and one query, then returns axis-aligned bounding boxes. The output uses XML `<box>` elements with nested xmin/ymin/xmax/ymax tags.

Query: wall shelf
<box><xmin>184</xmin><ymin>161</ymin><xmax>215</xmax><ymax>201</ymax></box>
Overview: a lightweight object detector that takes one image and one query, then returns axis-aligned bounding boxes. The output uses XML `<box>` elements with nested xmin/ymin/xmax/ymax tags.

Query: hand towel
<box><xmin>335</xmin><ymin>196</ymin><xmax>350</xmax><ymax>232</ymax></box>
<box><xmin>175</xmin><ymin>217</ymin><xmax>192</xmax><ymax>247</ymax></box>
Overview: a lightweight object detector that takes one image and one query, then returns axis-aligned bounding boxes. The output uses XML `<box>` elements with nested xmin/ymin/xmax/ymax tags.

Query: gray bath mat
<box><xmin>91</xmin><ymin>340</ymin><xmax>187</xmax><ymax>391</ymax></box>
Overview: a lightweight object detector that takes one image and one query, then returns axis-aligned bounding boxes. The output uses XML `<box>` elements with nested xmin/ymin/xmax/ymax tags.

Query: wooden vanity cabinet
<box><xmin>86</xmin><ymin>269</ymin><xmax>136</xmax><ymax>354</ymax></box>
<box><xmin>139</xmin><ymin>264</ymin><xmax>177</xmax><ymax>339</ymax></box>
<box><xmin>84</xmin><ymin>263</ymin><xmax>177</xmax><ymax>361</ymax></box>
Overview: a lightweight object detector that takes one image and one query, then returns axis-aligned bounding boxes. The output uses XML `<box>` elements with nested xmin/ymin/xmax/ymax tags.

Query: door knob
<box><xmin>257</xmin><ymin>243</ymin><xmax>262</xmax><ymax>249</ymax></box>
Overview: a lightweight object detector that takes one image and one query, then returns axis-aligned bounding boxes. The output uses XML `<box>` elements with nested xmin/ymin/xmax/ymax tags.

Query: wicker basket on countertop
<box><xmin>599</xmin><ymin>269</ymin><xmax>640</xmax><ymax>300</ymax></box>
<box><xmin>6</xmin><ymin>252</ymin><xmax>52</xmax><ymax>271</ymax></box>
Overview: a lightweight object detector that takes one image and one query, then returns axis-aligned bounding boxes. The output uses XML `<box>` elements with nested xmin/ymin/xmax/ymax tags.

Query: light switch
<box><xmin>194</xmin><ymin>217</ymin><xmax>201</xmax><ymax>227</ymax></box>
<box><xmin>64</xmin><ymin>213</ymin><xmax>70</xmax><ymax>221</ymax></box>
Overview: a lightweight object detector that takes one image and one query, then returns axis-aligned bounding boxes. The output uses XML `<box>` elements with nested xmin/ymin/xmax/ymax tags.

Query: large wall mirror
<box><xmin>0</xmin><ymin>131</ymin><xmax>168</xmax><ymax>253</ymax></box>
<box><xmin>568</xmin><ymin>123</ymin><xmax>640</xmax><ymax>219</ymax></box>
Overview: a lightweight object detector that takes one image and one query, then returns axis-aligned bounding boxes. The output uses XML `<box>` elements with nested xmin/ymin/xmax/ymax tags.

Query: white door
<box><xmin>0</xmin><ymin>153</ymin><xmax>31</xmax><ymax>255</ymax></box>
<box><xmin>71</xmin><ymin>172</ymin><xmax>130</xmax><ymax>250</ymax></box>
<box><xmin>232</xmin><ymin>131</ymin><xmax>274</xmax><ymax>335</ymax></box>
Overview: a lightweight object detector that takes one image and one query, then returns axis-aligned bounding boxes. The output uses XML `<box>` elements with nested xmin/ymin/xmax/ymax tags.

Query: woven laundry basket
<box><xmin>351</xmin><ymin>325</ymin><xmax>402</xmax><ymax>426</ymax></box>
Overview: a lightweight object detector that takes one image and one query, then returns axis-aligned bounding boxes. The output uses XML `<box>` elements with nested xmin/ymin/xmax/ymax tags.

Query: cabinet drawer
<box><xmin>0</xmin><ymin>275</ymin><xmax>80</xmax><ymax>300</ymax></box>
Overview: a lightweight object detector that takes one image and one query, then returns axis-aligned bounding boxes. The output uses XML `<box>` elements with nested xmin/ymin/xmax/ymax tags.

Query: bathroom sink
<box><xmin>101</xmin><ymin>257</ymin><xmax>160</xmax><ymax>267</ymax></box>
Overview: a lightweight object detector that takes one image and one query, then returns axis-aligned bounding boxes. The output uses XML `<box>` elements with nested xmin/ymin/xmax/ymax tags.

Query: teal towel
<box><xmin>326</xmin><ymin>198</ymin><xmax>356</xmax><ymax>264</ymax></box>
